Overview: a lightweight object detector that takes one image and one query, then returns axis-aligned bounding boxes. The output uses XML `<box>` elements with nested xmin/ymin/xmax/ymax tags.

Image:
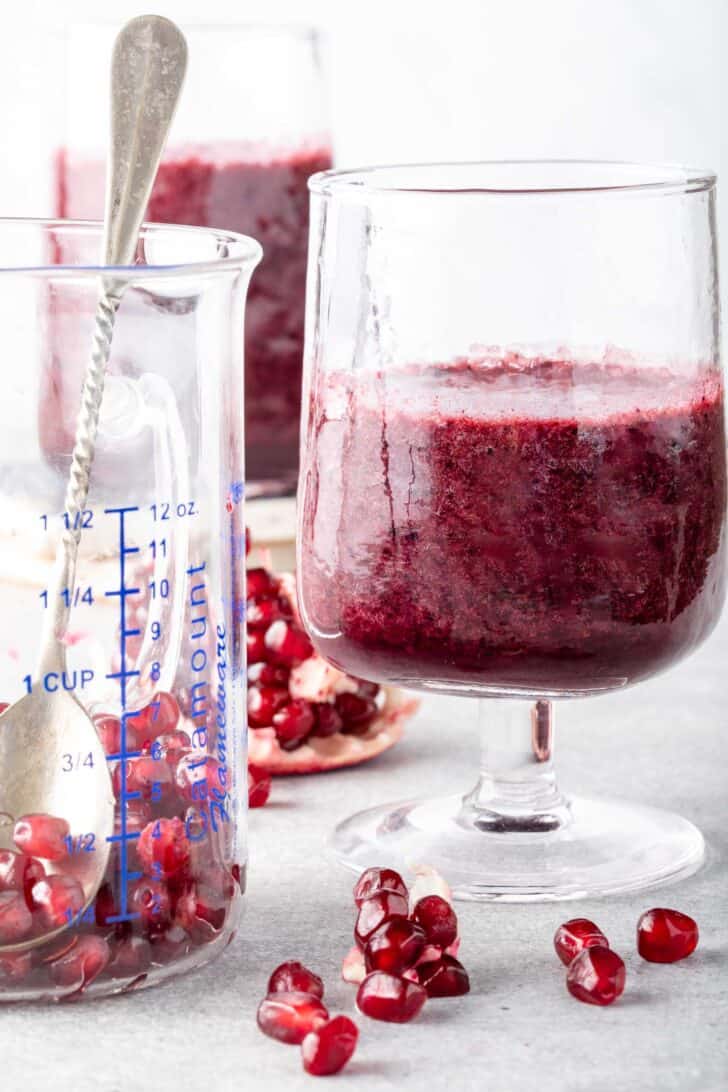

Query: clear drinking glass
<box><xmin>0</xmin><ymin>218</ymin><xmax>260</xmax><ymax>999</ymax></box>
<box><xmin>297</xmin><ymin>162</ymin><xmax>726</xmax><ymax>900</ymax></box>
<box><xmin>55</xmin><ymin>21</ymin><xmax>332</xmax><ymax>497</ymax></box>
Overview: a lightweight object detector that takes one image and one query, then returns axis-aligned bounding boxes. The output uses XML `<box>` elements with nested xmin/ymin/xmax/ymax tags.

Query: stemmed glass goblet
<box><xmin>297</xmin><ymin>161</ymin><xmax>726</xmax><ymax>900</ymax></box>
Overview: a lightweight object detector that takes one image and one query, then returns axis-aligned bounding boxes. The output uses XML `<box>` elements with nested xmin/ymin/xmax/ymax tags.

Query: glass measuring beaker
<box><xmin>0</xmin><ymin>218</ymin><xmax>261</xmax><ymax>1000</ymax></box>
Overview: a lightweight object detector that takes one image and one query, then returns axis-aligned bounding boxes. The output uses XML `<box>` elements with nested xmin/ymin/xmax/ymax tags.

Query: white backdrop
<box><xmin>0</xmin><ymin>0</ymin><xmax>725</xmax><ymax>308</ymax></box>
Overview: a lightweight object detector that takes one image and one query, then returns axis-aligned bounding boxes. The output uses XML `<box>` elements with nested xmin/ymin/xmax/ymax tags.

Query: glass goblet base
<box><xmin>331</xmin><ymin>791</ymin><xmax>705</xmax><ymax>902</ymax></box>
<box><xmin>331</xmin><ymin>697</ymin><xmax>704</xmax><ymax>901</ymax></box>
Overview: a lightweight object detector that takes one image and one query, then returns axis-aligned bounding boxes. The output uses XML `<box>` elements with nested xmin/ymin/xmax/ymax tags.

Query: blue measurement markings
<box><xmin>103</xmin><ymin>507</ymin><xmax>144</xmax><ymax>923</ymax></box>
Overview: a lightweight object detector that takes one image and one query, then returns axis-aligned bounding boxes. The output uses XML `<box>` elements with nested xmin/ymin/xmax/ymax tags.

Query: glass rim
<box><xmin>0</xmin><ymin>217</ymin><xmax>263</xmax><ymax>279</ymax></box>
<box><xmin>309</xmin><ymin>159</ymin><xmax>717</xmax><ymax>198</ymax></box>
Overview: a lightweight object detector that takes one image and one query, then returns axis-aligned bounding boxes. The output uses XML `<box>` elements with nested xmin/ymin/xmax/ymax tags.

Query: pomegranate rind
<box><xmin>247</xmin><ymin>571</ymin><xmax>420</xmax><ymax>774</ymax></box>
<box><xmin>341</xmin><ymin>945</ymin><xmax>366</xmax><ymax>985</ymax></box>
<box><xmin>248</xmin><ymin>687</ymin><xmax>418</xmax><ymax>775</ymax></box>
<box><xmin>408</xmin><ymin>865</ymin><xmax>453</xmax><ymax>911</ymax></box>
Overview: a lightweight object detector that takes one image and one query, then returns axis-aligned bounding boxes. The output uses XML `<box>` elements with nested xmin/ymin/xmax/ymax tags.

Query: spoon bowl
<box><xmin>0</xmin><ymin>686</ymin><xmax>114</xmax><ymax>952</ymax></box>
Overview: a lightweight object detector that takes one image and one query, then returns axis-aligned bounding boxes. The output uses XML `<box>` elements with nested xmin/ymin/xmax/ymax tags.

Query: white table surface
<box><xmin>3</xmin><ymin>613</ymin><xmax>727</xmax><ymax>1092</ymax></box>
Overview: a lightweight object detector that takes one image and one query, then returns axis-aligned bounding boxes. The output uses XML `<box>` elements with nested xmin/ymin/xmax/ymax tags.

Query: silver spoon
<box><xmin>0</xmin><ymin>15</ymin><xmax>187</xmax><ymax>953</ymax></box>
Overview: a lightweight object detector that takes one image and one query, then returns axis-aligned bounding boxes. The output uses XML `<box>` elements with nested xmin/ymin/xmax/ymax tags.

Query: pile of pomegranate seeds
<box><xmin>349</xmin><ymin>866</ymin><xmax>470</xmax><ymax>1019</ymax></box>
<box><xmin>554</xmin><ymin>906</ymin><xmax>699</xmax><ymax>1006</ymax></box>
<box><xmin>256</xmin><ymin>868</ymin><xmax>467</xmax><ymax>1077</ymax></box>
<box><xmin>257</xmin><ymin>960</ymin><xmax>358</xmax><ymax>1077</ymax></box>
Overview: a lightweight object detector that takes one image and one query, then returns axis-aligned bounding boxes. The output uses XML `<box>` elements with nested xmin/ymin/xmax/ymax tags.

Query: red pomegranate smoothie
<box><xmin>299</xmin><ymin>356</ymin><xmax>727</xmax><ymax>694</ymax></box>
<box><xmin>55</xmin><ymin>142</ymin><xmax>332</xmax><ymax>488</ymax></box>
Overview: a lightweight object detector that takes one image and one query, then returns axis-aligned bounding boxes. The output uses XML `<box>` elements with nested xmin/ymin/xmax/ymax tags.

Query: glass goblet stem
<box><xmin>459</xmin><ymin>699</ymin><xmax>571</xmax><ymax>833</ymax></box>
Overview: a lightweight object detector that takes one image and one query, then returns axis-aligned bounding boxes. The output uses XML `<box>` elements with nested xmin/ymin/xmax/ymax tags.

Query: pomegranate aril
<box><xmin>94</xmin><ymin>882</ymin><xmax>119</xmax><ymax>927</ymax></box>
<box><xmin>264</xmin><ymin>620</ymin><xmax>313</xmax><ymax>668</ymax></box>
<box><xmin>174</xmin><ymin>754</ymin><xmax>225</xmax><ymax>805</ymax></box>
<box><xmin>147</xmin><ymin>923</ymin><xmax>190</xmax><ymax>964</ymax></box>
<box><xmin>268</xmin><ymin>960</ymin><xmax>325</xmax><ymax>999</ymax></box>
<box><xmin>365</xmin><ymin>916</ymin><xmax>426</xmax><ymax>974</ymax></box>
<box><xmin>310</xmin><ymin>703</ymin><xmax>343</xmax><ymax>738</ymax></box>
<box><xmin>566</xmin><ymin>945</ymin><xmax>626</xmax><ymax>1006</ymax></box>
<box><xmin>145</xmin><ymin>728</ymin><xmax>191</xmax><ymax>767</ymax></box>
<box><xmin>416</xmin><ymin>954</ymin><xmax>470</xmax><ymax>998</ymax></box>
<box><xmin>637</xmin><ymin>908</ymin><xmax>699</xmax><ymax>963</ymax></box>
<box><xmin>49</xmin><ymin>935</ymin><xmax>111</xmax><ymax>992</ymax></box>
<box><xmin>554</xmin><ymin>918</ymin><xmax>609</xmax><ymax>966</ymax></box>
<box><xmin>31</xmin><ymin>874</ymin><xmax>85</xmax><ymax>929</ymax></box>
<box><xmin>302</xmin><ymin>1015</ymin><xmax>359</xmax><ymax>1077</ymax></box>
<box><xmin>94</xmin><ymin>713</ymin><xmax>126</xmax><ymax>755</ymax></box>
<box><xmin>247</xmin><ymin>597</ymin><xmax>285</xmax><ymax>630</ymax></box>
<box><xmin>0</xmin><ymin>890</ymin><xmax>33</xmax><ymax>943</ymax></box>
<box><xmin>246</xmin><ymin>628</ymin><xmax>267</xmax><ymax>665</ymax></box>
<box><xmin>247</xmin><ymin>662</ymin><xmax>290</xmax><ymax>688</ymax></box>
<box><xmin>183</xmin><ymin>807</ymin><xmax>207</xmax><ymax>847</ymax></box>
<box><xmin>137</xmin><ymin>817</ymin><xmax>190</xmax><ymax>878</ymax></box>
<box><xmin>272</xmin><ymin>700</ymin><xmax>315</xmax><ymax>750</ymax></box>
<box><xmin>196</xmin><ymin>862</ymin><xmax>237</xmax><ymax>904</ymax></box>
<box><xmin>174</xmin><ymin>878</ymin><xmax>227</xmax><ymax>939</ymax></box>
<box><xmin>13</xmin><ymin>813</ymin><xmax>70</xmax><ymax>860</ymax></box>
<box><xmin>257</xmin><ymin>990</ymin><xmax>329</xmax><ymax>1045</ymax></box>
<box><xmin>0</xmin><ymin>850</ymin><xmax>45</xmax><ymax>906</ymax></box>
<box><xmin>108</xmin><ymin>934</ymin><xmax>152</xmax><ymax>977</ymax></box>
<box><xmin>412</xmin><ymin>895</ymin><xmax>458</xmax><ymax>950</ymax></box>
<box><xmin>248</xmin><ymin>763</ymin><xmax>272</xmax><ymax>808</ymax></box>
<box><xmin>191</xmin><ymin>867</ymin><xmax>233</xmax><ymax>918</ymax></box>
<box><xmin>132</xmin><ymin>692</ymin><xmax>180</xmax><ymax>742</ymax></box>
<box><xmin>354</xmin><ymin>867</ymin><xmax>408</xmax><ymax>906</ymax></box>
<box><xmin>335</xmin><ymin>692</ymin><xmax>377</xmax><ymax>733</ymax></box>
<box><xmin>113</xmin><ymin>755</ymin><xmax>172</xmax><ymax>802</ymax></box>
<box><xmin>114</xmin><ymin>798</ymin><xmax>152</xmax><ymax>837</ymax></box>
<box><xmin>248</xmin><ymin>684</ymin><xmax>288</xmax><ymax>728</ymax></box>
<box><xmin>355</xmin><ymin>891</ymin><xmax>410</xmax><ymax>950</ymax></box>
<box><xmin>247</xmin><ymin>567</ymin><xmax>277</xmax><ymax>601</ymax></box>
<box><xmin>356</xmin><ymin>971</ymin><xmax>427</xmax><ymax>1023</ymax></box>
<box><xmin>130</xmin><ymin>877</ymin><xmax>172</xmax><ymax>930</ymax></box>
